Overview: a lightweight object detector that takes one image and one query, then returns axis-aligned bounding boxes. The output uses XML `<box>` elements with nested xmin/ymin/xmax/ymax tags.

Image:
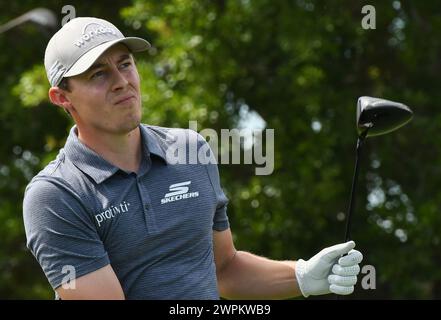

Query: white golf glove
<box><xmin>294</xmin><ymin>241</ymin><xmax>363</xmax><ymax>297</ymax></box>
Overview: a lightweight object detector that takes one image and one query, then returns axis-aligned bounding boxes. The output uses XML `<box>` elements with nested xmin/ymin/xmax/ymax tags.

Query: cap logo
<box><xmin>49</xmin><ymin>60</ymin><xmax>67</xmax><ymax>87</ymax></box>
<box><xmin>74</xmin><ymin>23</ymin><xmax>118</xmax><ymax>48</ymax></box>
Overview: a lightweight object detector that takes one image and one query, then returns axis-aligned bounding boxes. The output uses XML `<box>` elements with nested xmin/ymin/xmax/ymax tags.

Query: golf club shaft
<box><xmin>344</xmin><ymin>130</ymin><xmax>368</xmax><ymax>242</ymax></box>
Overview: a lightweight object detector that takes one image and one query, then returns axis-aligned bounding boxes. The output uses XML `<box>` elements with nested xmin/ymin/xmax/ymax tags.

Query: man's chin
<box><xmin>123</xmin><ymin>118</ymin><xmax>142</xmax><ymax>134</ymax></box>
<box><xmin>106</xmin><ymin>116</ymin><xmax>141</xmax><ymax>135</ymax></box>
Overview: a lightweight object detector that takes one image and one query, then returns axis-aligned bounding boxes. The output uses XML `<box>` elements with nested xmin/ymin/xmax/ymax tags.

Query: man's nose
<box><xmin>110</xmin><ymin>67</ymin><xmax>129</xmax><ymax>91</ymax></box>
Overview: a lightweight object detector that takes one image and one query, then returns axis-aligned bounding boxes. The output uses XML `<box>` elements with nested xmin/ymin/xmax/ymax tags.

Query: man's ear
<box><xmin>48</xmin><ymin>87</ymin><xmax>74</xmax><ymax>114</ymax></box>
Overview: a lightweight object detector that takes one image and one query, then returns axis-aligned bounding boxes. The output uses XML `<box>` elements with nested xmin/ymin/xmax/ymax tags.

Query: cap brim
<box><xmin>64</xmin><ymin>37</ymin><xmax>150</xmax><ymax>78</ymax></box>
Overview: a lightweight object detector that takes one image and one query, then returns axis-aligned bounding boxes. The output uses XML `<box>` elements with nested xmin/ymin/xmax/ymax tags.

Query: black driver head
<box><xmin>357</xmin><ymin>96</ymin><xmax>413</xmax><ymax>137</ymax></box>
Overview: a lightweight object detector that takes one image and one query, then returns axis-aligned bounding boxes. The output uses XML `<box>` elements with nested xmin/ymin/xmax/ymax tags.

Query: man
<box><xmin>23</xmin><ymin>17</ymin><xmax>363</xmax><ymax>300</ymax></box>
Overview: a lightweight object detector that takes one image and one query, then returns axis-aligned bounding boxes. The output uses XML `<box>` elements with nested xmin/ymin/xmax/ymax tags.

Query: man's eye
<box><xmin>120</xmin><ymin>62</ymin><xmax>132</xmax><ymax>69</ymax></box>
<box><xmin>91</xmin><ymin>71</ymin><xmax>105</xmax><ymax>79</ymax></box>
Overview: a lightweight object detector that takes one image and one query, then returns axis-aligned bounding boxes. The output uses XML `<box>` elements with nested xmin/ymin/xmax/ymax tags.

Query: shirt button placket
<box><xmin>136</xmin><ymin>176</ymin><xmax>157</xmax><ymax>233</ymax></box>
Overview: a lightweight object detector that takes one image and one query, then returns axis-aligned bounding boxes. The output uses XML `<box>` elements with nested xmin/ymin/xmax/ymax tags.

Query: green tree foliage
<box><xmin>1</xmin><ymin>0</ymin><xmax>439</xmax><ymax>298</ymax></box>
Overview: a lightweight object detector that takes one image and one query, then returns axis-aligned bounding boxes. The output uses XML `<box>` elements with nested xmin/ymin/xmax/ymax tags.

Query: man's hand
<box><xmin>294</xmin><ymin>241</ymin><xmax>363</xmax><ymax>297</ymax></box>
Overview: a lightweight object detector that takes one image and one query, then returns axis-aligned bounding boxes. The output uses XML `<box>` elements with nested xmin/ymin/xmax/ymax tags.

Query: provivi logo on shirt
<box><xmin>95</xmin><ymin>201</ymin><xmax>130</xmax><ymax>227</ymax></box>
<box><xmin>161</xmin><ymin>181</ymin><xmax>199</xmax><ymax>204</ymax></box>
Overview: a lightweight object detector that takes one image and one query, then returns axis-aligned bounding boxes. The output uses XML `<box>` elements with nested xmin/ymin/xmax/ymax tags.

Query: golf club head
<box><xmin>357</xmin><ymin>96</ymin><xmax>413</xmax><ymax>137</ymax></box>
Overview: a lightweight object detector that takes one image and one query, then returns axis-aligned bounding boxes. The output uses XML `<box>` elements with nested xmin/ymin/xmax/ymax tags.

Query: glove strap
<box><xmin>294</xmin><ymin>259</ymin><xmax>309</xmax><ymax>297</ymax></box>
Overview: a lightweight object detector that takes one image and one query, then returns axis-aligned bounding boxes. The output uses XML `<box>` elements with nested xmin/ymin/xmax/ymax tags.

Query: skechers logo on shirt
<box><xmin>95</xmin><ymin>201</ymin><xmax>130</xmax><ymax>227</ymax></box>
<box><xmin>160</xmin><ymin>181</ymin><xmax>199</xmax><ymax>204</ymax></box>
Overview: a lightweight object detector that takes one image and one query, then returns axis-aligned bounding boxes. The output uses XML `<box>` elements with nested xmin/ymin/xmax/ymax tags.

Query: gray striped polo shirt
<box><xmin>23</xmin><ymin>124</ymin><xmax>230</xmax><ymax>299</ymax></box>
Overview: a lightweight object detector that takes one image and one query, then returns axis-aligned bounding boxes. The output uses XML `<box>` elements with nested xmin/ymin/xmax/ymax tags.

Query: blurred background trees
<box><xmin>0</xmin><ymin>0</ymin><xmax>439</xmax><ymax>299</ymax></box>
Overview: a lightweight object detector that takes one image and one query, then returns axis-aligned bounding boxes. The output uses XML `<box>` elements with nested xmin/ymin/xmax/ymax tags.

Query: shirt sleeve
<box><xmin>195</xmin><ymin>132</ymin><xmax>230</xmax><ymax>232</ymax></box>
<box><xmin>23</xmin><ymin>178</ymin><xmax>110</xmax><ymax>290</ymax></box>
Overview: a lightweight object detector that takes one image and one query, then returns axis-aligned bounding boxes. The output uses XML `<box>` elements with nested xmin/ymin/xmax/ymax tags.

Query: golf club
<box><xmin>344</xmin><ymin>96</ymin><xmax>413</xmax><ymax>242</ymax></box>
<box><xmin>0</xmin><ymin>8</ymin><xmax>57</xmax><ymax>34</ymax></box>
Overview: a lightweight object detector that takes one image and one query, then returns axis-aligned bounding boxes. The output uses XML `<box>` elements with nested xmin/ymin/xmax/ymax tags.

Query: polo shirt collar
<box><xmin>64</xmin><ymin>125</ymin><xmax>167</xmax><ymax>184</ymax></box>
<box><xmin>139</xmin><ymin>124</ymin><xmax>168</xmax><ymax>164</ymax></box>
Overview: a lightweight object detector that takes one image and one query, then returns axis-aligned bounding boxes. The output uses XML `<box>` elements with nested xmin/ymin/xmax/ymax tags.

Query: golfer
<box><xmin>23</xmin><ymin>17</ymin><xmax>363</xmax><ymax>300</ymax></box>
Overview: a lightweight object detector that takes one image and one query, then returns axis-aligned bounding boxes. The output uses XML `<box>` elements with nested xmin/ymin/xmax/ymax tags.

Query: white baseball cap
<box><xmin>44</xmin><ymin>17</ymin><xmax>151</xmax><ymax>87</ymax></box>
